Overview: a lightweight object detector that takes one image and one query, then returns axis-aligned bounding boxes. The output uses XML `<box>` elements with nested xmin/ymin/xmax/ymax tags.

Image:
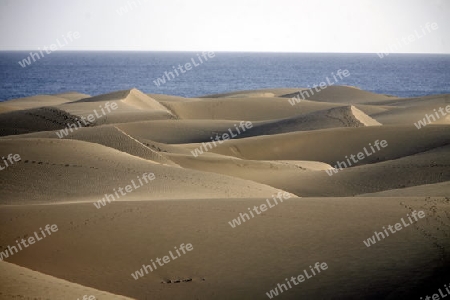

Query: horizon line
<box><xmin>1</xmin><ymin>50</ymin><xmax>449</xmax><ymax>55</ymax></box>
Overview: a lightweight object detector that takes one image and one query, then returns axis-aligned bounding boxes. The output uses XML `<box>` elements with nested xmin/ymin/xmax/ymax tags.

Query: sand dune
<box><xmin>57</xmin><ymin>88</ymin><xmax>175</xmax><ymax>125</ymax></box>
<box><xmin>352</xmin><ymin>103</ymin><xmax>395</xmax><ymax>116</ymax></box>
<box><xmin>0</xmin><ymin>106</ymin><xmax>84</xmax><ymax>137</ymax></box>
<box><xmin>53</xmin><ymin>91</ymin><xmax>91</xmax><ymax>102</ymax></box>
<box><xmin>374</xmin><ymin>106</ymin><xmax>450</xmax><ymax>125</ymax></box>
<box><xmin>163</xmin><ymin>87</ymin><xmax>400</xmax><ymax>121</ymax></box>
<box><xmin>148</xmin><ymin>94</ymin><xmax>197</xmax><ymax>102</ymax></box>
<box><xmin>0</xmin><ymin>94</ymin><xmax>75</xmax><ymax>111</ymax></box>
<box><xmin>164</xmin><ymin>144</ymin><xmax>449</xmax><ymax>197</ymax></box>
<box><xmin>0</xmin><ymin>197</ymin><xmax>449</xmax><ymax>299</ymax></box>
<box><xmin>280</xmin><ymin>85</ymin><xmax>398</xmax><ymax>103</ymax></box>
<box><xmin>367</xmin><ymin>93</ymin><xmax>450</xmax><ymax>107</ymax></box>
<box><xmin>116</xmin><ymin>119</ymin><xmax>251</xmax><ymax>144</ymax></box>
<box><xmin>0</xmin><ymin>106</ymin><xmax>15</xmax><ymax>114</ymax></box>
<box><xmin>350</xmin><ymin>105</ymin><xmax>382</xmax><ymax>125</ymax></box>
<box><xmin>358</xmin><ymin>181</ymin><xmax>450</xmax><ymax>197</ymax></box>
<box><xmin>7</xmin><ymin>125</ymin><xmax>178</xmax><ymax>165</ymax></box>
<box><xmin>0</xmin><ymin>261</ymin><xmax>134</xmax><ymax>299</ymax></box>
<box><xmin>207</xmin><ymin>125</ymin><xmax>449</xmax><ymax>164</ymax></box>
<box><xmin>0</xmin><ymin>89</ymin><xmax>177</xmax><ymax>137</ymax></box>
<box><xmin>163</xmin><ymin>96</ymin><xmax>343</xmax><ymax>121</ymax></box>
<box><xmin>0</xmin><ymin>138</ymin><xmax>288</xmax><ymax>205</ymax></box>
<box><xmin>74</xmin><ymin>88</ymin><xmax>172</xmax><ymax>113</ymax></box>
<box><xmin>199</xmin><ymin>88</ymin><xmax>301</xmax><ymax>98</ymax></box>
<box><xmin>0</xmin><ymin>87</ymin><xmax>449</xmax><ymax>299</ymax></box>
<box><xmin>236</xmin><ymin>105</ymin><xmax>381</xmax><ymax>137</ymax></box>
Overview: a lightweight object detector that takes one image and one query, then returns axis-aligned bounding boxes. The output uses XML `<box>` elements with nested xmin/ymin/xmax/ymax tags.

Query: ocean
<box><xmin>0</xmin><ymin>51</ymin><xmax>449</xmax><ymax>101</ymax></box>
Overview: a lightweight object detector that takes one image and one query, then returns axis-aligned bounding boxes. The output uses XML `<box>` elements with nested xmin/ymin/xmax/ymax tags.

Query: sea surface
<box><xmin>0</xmin><ymin>51</ymin><xmax>449</xmax><ymax>101</ymax></box>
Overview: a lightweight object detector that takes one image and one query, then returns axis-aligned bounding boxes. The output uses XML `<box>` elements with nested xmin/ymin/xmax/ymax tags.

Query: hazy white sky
<box><xmin>0</xmin><ymin>0</ymin><xmax>448</xmax><ymax>53</ymax></box>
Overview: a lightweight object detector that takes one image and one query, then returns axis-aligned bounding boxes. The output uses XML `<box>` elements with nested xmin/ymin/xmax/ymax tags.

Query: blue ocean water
<box><xmin>0</xmin><ymin>51</ymin><xmax>449</xmax><ymax>102</ymax></box>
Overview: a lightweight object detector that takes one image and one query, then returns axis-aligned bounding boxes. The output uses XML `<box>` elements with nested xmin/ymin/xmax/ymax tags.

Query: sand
<box><xmin>0</xmin><ymin>260</ymin><xmax>134</xmax><ymax>299</ymax></box>
<box><xmin>0</xmin><ymin>85</ymin><xmax>449</xmax><ymax>299</ymax></box>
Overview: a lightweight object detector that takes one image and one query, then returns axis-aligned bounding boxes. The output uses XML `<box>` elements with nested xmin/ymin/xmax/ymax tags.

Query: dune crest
<box><xmin>350</xmin><ymin>105</ymin><xmax>382</xmax><ymax>126</ymax></box>
<box><xmin>121</xmin><ymin>88</ymin><xmax>175</xmax><ymax>113</ymax></box>
<box><xmin>73</xmin><ymin>88</ymin><xmax>174</xmax><ymax>114</ymax></box>
<box><xmin>281</xmin><ymin>85</ymin><xmax>397</xmax><ymax>103</ymax></box>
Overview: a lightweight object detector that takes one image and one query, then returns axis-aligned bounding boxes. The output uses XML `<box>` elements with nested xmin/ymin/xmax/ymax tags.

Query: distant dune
<box><xmin>0</xmin><ymin>86</ymin><xmax>449</xmax><ymax>299</ymax></box>
<box><xmin>236</xmin><ymin>105</ymin><xmax>381</xmax><ymax>137</ymax></box>
<box><xmin>280</xmin><ymin>85</ymin><xmax>398</xmax><ymax>103</ymax></box>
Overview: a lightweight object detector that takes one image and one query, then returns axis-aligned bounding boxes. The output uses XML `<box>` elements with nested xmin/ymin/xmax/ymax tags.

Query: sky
<box><xmin>0</xmin><ymin>0</ymin><xmax>449</xmax><ymax>53</ymax></box>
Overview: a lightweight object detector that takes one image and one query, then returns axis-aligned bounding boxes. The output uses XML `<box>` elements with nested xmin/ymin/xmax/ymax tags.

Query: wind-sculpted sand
<box><xmin>0</xmin><ymin>86</ymin><xmax>449</xmax><ymax>299</ymax></box>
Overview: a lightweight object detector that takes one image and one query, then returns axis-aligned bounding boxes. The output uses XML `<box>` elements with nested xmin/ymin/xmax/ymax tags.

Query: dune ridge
<box><xmin>0</xmin><ymin>261</ymin><xmax>135</xmax><ymax>299</ymax></box>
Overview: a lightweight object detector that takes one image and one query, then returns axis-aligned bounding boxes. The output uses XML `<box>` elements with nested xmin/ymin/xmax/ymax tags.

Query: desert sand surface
<box><xmin>0</xmin><ymin>86</ymin><xmax>449</xmax><ymax>299</ymax></box>
<box><xmin>0</xmin><ymin>260</ymin><xmax>134</xmax><ymax>299</ymax></box>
